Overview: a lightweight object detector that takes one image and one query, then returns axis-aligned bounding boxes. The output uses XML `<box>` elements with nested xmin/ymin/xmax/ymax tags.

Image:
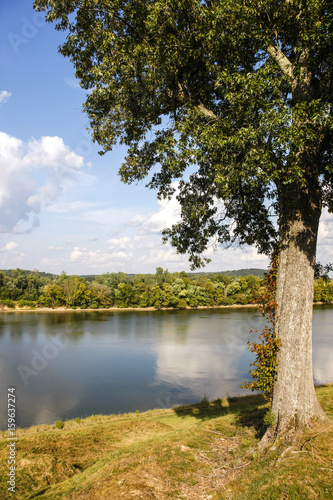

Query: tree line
<box><xmin>0</xmin><ymin>267</ymin><xmax>332</xmax><ymax>310</ymax></box>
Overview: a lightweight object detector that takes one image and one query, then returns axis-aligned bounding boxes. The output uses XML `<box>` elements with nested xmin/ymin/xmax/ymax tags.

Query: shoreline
<box><xmin>0</xmin><ymin>303</ymin><xmax>260</xmax><ymax>313</ymax></box>
<box><xmin>0</xmin><ymin>302</ymin><xmax>331</xmax><ymax>313</ymax></box>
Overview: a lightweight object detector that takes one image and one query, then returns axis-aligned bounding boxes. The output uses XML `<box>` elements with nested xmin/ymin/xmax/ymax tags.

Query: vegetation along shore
<box><xmin>0</xmin><ymin>267</ymin><xmax>332</xmax><ymax>311</ymax></box>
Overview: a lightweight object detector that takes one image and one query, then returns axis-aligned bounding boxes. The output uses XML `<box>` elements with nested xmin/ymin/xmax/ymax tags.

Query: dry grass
<box><xmin>0</xmin><ymin>386</ymin><xmax>332</xmax><ymax>499</ymax></box>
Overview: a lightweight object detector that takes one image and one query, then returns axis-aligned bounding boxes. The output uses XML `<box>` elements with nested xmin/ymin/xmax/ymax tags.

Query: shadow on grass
<box><xmin>173</xmin><ymin>393</ymin><xmax>269</xmax><ymax>437</ymax></box>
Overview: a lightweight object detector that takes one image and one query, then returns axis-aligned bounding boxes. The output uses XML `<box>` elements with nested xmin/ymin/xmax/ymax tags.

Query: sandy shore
<box><xmin>1</xmin><ymin>302</ymin><xmax>330</xmax><ymax>313</ymax></box>
<box><xmin>0</xmin><ymin>304</ymin><xmax>259</xmax><ymax>313</ymax></box>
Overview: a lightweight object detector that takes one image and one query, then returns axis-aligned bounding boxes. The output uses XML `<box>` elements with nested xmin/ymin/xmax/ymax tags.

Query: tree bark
<box><xmin>263</xmin><ymin>180</ymin><xmax>329</xmax><ymax>444</ymax></box>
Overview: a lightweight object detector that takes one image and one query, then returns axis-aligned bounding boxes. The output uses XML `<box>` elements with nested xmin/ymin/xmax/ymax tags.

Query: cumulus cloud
<box><xmin>4</xmin><ymin>241</ymin><xmax>18</xmax><ymax>251</ymax></box>
<box><xmin>0</xmin><ymin>241</ymin><xmax>26</xmax><ymax>268</ymax></box>
<box><xmin>0</xmin><ymin>90</ymin><xmax>11</xmax><ymax>104</ymax></box>
<box><xmin>0</xmin><ymin>131</ymin><xmax>85</xmax><ymax>233</ymax></box>
<box><xmin>126</xmin><ymin>191</ymin><xmax>181</xmax><ymax>235</ymax></box>
<box><xmin>108</xmin><ymin>236</ymin><xmax>132</xmax><ymax>250</ymax></box>
<box><xmin>70</xmin><ymin>246</ymin><xmax>134</xmax><ymax>267</ymax></box>
<box><xmin>316</xmin><ymin>208</ymin><xmax>333</xmax><ymax>266</ymax></box>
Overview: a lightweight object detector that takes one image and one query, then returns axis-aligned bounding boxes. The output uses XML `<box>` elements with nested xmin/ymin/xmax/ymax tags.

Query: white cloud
<box><xmin>0</xmin><ymin>90</ymin><xmax>11</xmax><ymax>104</ymax></box>
<box><xmin>316</xmin><ymin>208</ymin><xmax>333</xmax><ymax>267</ymax></box>
<box><xmin>5</xmin><ymin>241</ymin><xmax>18</xmax><ymax>251</ymax></box>
<box><xmin>0</xmin><ymin>131</ymin><xmax>86</xmax><ymax>233</ymax></box>
<box><xmin>23</xmin><ymin>135</ymin><xmax>84</xmax><ymax>171</ymax></box>
<box><xmin>126</xmin><ymin>189</ymin><xmax>181</xmax><ymax>236</ymax></box>
<box><xmin>0</xmin><ymin>241</ymin><xmax>26</xmax><ymax>267</ymax></box>
<box><xmin>70</xmin><ymin>246</ymin><xmax>134</xmax><ymax>267</ymax></box>
<box><xmin>108</xmin><ymin>236</ymin><xmax>132</xmax><ymax>250</ymax></box>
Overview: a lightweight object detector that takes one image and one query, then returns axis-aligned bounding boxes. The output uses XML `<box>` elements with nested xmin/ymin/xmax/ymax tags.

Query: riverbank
<box><xmin>0</xmin><ymin>302</ymin><xmax>331</xmax><ymax>313</ymax></box>
<box><xmin>0</xmin><ymin>385</ymin><xmax>332</xmax><ymax>499</ymax></box>
<box><xmin>0</xmin><ymin>303</ymin><xmax>260</xmax><ymax>313</ymax></box>
<box><xmin>0</xmin><ymin>302</ymin><xmax>333</xmax><ymax>313</ymax></box>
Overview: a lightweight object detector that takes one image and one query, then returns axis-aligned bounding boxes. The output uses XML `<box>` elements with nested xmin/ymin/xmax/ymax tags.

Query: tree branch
<box><xmin>177</xmin><ymin>82</ymin><xmax>217</xmax><ymax>121</ymax></box>
<box><xmin>195</xmin><ymin>103</ymin><xmax>218</xmax><ymax>121</ymax></box>
<box><xmin>266</xmin><ymin>45</ymin><xmax>294</xmax><ymax>80</ymax></box>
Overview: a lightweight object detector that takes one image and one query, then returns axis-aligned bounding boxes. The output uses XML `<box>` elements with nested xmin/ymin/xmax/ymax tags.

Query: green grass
<box><xmin>0</xmin><ymin>386</ymin><xmax>332</xmax><ymax>499</ymax></box>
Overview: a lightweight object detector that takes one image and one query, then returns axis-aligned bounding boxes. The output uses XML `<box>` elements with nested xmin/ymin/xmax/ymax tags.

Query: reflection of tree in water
<box><xmin>40</xmin><ymin>313</ymin><xmax>87</xmax><ymax>342</ymax></box>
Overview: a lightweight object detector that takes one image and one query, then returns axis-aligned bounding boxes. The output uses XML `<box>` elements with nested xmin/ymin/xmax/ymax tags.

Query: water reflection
<box><xmin>153</xmin><ymin>309</ymin><xmax>263</xmax><ymax>402</ymax></box>
<box><xmin>313</xmin><ymin>305</ymin><xmax>333</xmax><ymax>385</ymax></box>
<box><xmin>0</xmin><ymin>307</ymin><xmax>331</xmax><ymax>429</ymax></box>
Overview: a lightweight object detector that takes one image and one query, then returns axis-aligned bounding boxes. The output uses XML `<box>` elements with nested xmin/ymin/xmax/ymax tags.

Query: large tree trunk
<box><xmin>263</xmin><ymin>180</ymin><xmax>329</xmax><ymax>443</ymax></box>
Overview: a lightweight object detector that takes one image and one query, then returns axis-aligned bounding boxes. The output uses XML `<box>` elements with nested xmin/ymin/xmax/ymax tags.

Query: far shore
<box><xmin>0</xmin><ymin>303</ymin><xmax>260</xmax><ymax>313</ymax></box>
<box><xmin>0</xmin><ymin>302</ymin><xmax>331</xmax><ymax>313</ymax></box>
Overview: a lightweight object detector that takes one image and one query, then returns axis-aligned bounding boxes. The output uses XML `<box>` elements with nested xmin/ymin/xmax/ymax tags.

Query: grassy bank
<box><xmin>0</xmin><ymin>386</ymin><xmax>332</xmax><ymax>499</ymax></box>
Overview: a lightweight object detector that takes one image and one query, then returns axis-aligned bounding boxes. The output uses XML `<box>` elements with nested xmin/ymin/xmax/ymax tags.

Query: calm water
<box><xmin>0</xmin><ymin>306</ymin><xmax>332</xmax><ymax>429</ymax></box>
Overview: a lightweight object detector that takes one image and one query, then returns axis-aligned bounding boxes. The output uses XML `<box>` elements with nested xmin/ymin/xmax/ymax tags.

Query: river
<box><xmin>0</xmin><ymin>305</ymin><xmax>332</xmax><ymax>429</ymax></box>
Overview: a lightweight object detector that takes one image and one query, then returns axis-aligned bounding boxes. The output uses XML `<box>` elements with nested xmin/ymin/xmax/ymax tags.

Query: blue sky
<box><xmin>0</xmin><ymin>1</ymin><xmax>331</xmax><ymax>275</ymax></box>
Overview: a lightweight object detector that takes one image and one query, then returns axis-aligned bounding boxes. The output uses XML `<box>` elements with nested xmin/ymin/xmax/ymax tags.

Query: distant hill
<box><xmin>0</xmin><ymin>269</ymin><xmax>58</xmax><ymax>280</ymax></box>
<box><xmin>221</xmin><ymin>268</ymin><xmax>266</xmax><ymax>277</ymax></box>
<box><xmin>188</xmin><ymin>268</ymin><xmax>267</xmax><ymax>278</ymax></box>
<box><xmin>1</xmin><ymin>268</ymin><xmax>267</xmax><ymax>280</ymax></box>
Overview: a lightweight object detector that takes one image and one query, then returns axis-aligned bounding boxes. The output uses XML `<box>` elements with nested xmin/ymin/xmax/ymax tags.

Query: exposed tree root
<box><xmin>258</xmin><ymin>417</ymin><xmax>332</xmax><ymax>453</ymax></box>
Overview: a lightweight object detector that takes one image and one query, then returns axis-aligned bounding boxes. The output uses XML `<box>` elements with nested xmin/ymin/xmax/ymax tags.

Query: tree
<box><xmin>40</xmin><ymin>283</ymin><xmax>64</xmax><ymax>308</ymax></box>
<box><xmin>58</xmin><ymin>275</ymin><xmax>88</xmax><ymax>307</ymax></box>
<box><xmin>34</xmin><ymin>0</ymin><xmax>333</xmax><ymax>440</ymax></box>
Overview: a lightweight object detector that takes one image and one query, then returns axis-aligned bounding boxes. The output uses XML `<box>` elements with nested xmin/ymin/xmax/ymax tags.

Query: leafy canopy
<box><xmin>34</xmin><ymin>0</ymin><xmax>333</xmax><ymax>267</ymax></box>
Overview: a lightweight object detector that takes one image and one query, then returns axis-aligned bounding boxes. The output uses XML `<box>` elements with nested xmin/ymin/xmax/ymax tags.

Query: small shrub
<box><xmin>241</xmin><ymin>252</ymin><xmax>280</xmax><ymax>401</ymax></box>
<box><xmin>54</xmin><ymin>420</ymin><xmax>64</xmax><ymax>429</ymax></box>
<box><xmin>1</xmin><ymin>299</ymin><xmax>15</xmax><ymax>309</ymax></box>
<box><xmin>18</xmin><ymin>299</ymin><xmax>36</xmax><ymax>308</ymax></box>
<box><xmin>200</xmin><ymin>394</ymin><xmax>209</xmax><ymax>405</ymax></box>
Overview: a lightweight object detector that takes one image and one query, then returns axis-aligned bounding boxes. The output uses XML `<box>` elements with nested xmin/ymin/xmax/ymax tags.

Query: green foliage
<box><xmin>263</xmin><ymin>409</ymin><xmax>275</xmax><ymax>427</ymax></box>
<box><xmin>30</xmin><ymin>0</ymin><xmax>333</xmax><ymax>431</ymax></box>
<box><xmin>314</xmin><ymin>262</ymin><xmax>333</xmax><ymax>281</ymax></box>
<box><xmin>0</xmin><ymin>299</ymin><xmax>15</xmax><ymax>309</ymax></box>
<box><xmin>241</xmin><ymin>253</ymin><xmax>280</xmax><ymax>401</ymax></box>
<box><xmin>17</xmin><ymin>299</ymin><xmax>36</xmax><ymax>308</ymax></box>
<box><xmin>34</xmin><ymin>0</ymin><xmax>333</xmax><ymax>270</ymax></box>
<box><xmin>54</xmin><ymin>420</ymin><xmax>64</xmax><ymax>429</ymax></box>
<box><xmin>313</xmin><ymin>277</ymin><xmax>333</xmax><ymax>303</ymax></box>
<box><xmin>200</xmin><ymin>394</ymin><xmax>210</xmax><ymax>405</ymax></box>
<box><xmin>0</xmin><ymin>266</ymin><xmax>331</xmax><ymax>310</ymax></box>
